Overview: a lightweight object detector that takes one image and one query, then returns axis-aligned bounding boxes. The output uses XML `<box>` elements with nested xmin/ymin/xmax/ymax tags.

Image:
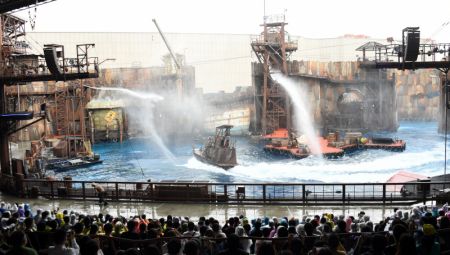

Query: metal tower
<box><xmin>251</xmin><ymin>15</ymin><xmax>297</xmax><ymax>134</ymax></box>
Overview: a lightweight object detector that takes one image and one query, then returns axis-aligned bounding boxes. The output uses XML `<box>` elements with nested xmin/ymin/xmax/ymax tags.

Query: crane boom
<box><xmin>152</xmin><ymin>18</ymin><xmax>180</xmax><ymax>70</ymax></box>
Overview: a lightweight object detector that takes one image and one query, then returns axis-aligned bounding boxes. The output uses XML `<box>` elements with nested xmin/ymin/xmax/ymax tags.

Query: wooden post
<box><xmin>302</xmin><ymin>184</ymin><xmax>306</xmax><ymax>204</ymax></box>
<box><xmin>50</xmin><ymin>181</ymin><xmax>54</xmax><ymax>199</ymax></box>
<box><xmin>342</xmin><ymin>184</ymin><xmax>346</xmax><ymax>204</ymax></box>
<box><xmin>115</xmin><ymin>183</ymin><xmax>119</xmax><ymax>201</ymax></box>
<box><xmin>224</xmin><ymin>185</ymin><xmax>227</xmax><ymax>201</ymax></box>
<box><xmin>82</xmin><ymin>182</ymin><xmax>86</xmax><ymax>200</ymax></box>
<box><xmin>262</xmin><ymin>184</ymin><xmax>266</xmax><ymax>203</ymax></box>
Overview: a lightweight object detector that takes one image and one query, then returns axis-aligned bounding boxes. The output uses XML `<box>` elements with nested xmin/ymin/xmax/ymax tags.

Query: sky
<box><xmin>13</xmin><ymin>0</ymin><xmax>450</xmax><ymax>42</ymax></box>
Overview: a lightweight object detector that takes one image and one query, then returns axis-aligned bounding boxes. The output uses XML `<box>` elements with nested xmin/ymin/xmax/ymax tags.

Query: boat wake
<box><xmin>184</xmin><ymin>144</ymin><xmax>444</xmax><ymax>183</ymax></box>
<box><xmin>182</xmin><ymin>158</ymin><xmax>236</xmax><ymax>176</ymax></box>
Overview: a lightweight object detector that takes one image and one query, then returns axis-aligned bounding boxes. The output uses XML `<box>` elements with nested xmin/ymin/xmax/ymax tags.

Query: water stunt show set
<box><xmin>0</xmin><ymin>2</ymin><xmax>450</xmax><ymax>206</ymax></box>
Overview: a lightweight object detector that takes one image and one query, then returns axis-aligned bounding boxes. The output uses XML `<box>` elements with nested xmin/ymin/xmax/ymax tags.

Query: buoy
<box><xmin>360</xmin><ymin>137</ymin><xmax>368</xmax><ymax>144</ymax></box>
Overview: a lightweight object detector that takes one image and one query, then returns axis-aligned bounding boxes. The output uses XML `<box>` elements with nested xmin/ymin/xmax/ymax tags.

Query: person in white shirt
<box><xmin>182</xmin><ymin>222</ymin><xmax>200</xmax><ymax>237</ymax></box>
<box><xmin>45</xmin><ymin>229</ymin><xmax>80</xmax><ymax>255</ymax></box>
<box><xmin>235</xmin><ymin>226</ymin><xmax>252</xmax><ymax>254</ymax></box>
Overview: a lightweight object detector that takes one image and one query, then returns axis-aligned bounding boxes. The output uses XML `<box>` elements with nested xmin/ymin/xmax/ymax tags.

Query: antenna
<box><xmin>263</xmin><ymin>0</ymin><xmax>266</xmax><ymax>23</ymax></box>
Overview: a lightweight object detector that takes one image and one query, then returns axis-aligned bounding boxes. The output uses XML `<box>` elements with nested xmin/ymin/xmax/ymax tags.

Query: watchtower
<box><xmin>251</xmin><ymin>15</ymin><xmax>297</xmax><ymax>134</ymax></box>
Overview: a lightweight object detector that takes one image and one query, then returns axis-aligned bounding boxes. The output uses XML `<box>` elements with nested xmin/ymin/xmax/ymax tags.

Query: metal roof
<box><xmin>216</xmin><ymin>124</ymin><xmax>234</xmax><ymax>129</ymax></box>
<box><xmin>356</xmin><ymin>41</ymin><xmax>386</xmax><ymax>51</ymax></box>
<box><xmin>0</xmin><ymin>0</ymin><xmax>54</xmax><ymax>14</ymax></box>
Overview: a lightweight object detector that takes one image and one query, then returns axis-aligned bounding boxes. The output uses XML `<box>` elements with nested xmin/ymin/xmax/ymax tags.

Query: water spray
<box><xmin>269</xmin><ymin>72</ymin><xmax>323</xmax><ymax>156</ymax></box>
<box><xmin>85</xmin><ymin>85</ymin><xmax>177</xmax><ymax>163</ymax></box>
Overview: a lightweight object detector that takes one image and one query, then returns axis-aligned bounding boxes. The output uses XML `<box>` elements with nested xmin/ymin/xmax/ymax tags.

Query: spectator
<box><xmin>6</xmin><ymin>231</ymin><xmax>38</xmax><ymax>255</ymax></box>
<box><xmin>45</xmin><ymin>228</ymin><xmax>80</xmax><ymax>255</ymax></box>
<box><xmin>184</xmin><ymin>240</ymin><xmax>200</xmax><ymax>255</ymax></box>
<box><xmin>258</xmin><ymin>242</ymin><xmax>274</xmax><ymax>255</ymax></box>
<box><xmin>235</xmin><ymin>226</ymin><xmax>251</xmax><ymax>253</ymax></box>
<box><xmin>396</xmin><ymin>234</ymin><xmax>417</xmax><ymax>255</ymax></box>
<box><xmin>417</xmin><ymin>224</ymin><xmax>440</xmax><ymax>255</ymax></box>
<box><xmin>385</xmin><ymin>224</ymin><xmax>407</xmax><ymax>255</ymax></box>
<box><xmin>165</xmin><ymin>239</ymin><xmax>181</xmax><ymax>255</ymax></box>
<box><xmin>218</xmin><ymin>234</ymin><xmax>248</xmax><ymax>255</ymax></box>
<box><xmin>327</xmin><ymin>233</ymin><xmax>346</xmax><ymax>255</ymax></box>
<box><xmin>183</xmin><ymin>222</ymin><xmax>200</xmax><ymax>238</ymax></box>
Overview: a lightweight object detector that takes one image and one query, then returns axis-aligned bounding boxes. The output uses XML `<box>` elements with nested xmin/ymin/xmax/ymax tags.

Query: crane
<box><xmin>152</xmin><ymin>18</ymin><xmax>183</xmax><ymax>99</ymax></box>
<box><xmin>152</xmin><ymin>18</ymin><xmax>181</xmax><ymax>70</ymax></box>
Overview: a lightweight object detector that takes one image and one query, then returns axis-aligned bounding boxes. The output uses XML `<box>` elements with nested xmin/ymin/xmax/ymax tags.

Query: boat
<box><xmin>193</xmin><ymin>125</ymin><xmax>238</xmax><ymax>170</ymax></box>
<box><xmin>363</xmin><ymin>137</ymin><xmax>406</xmax><ymax>151</ymax></box>
<box><xmin>46</xmin><ymin>154</ymin><xmax>103</xmax><ymax>171</ymax></box>
<box><xmin>263</xmin><ymin>129</ymin><xmax>406</xmax><ymax>159</ymax></box>
<box><xmin>263</xmin><ymin>129</ymin><xmax>344</xmax><ymax>159</ymax></box>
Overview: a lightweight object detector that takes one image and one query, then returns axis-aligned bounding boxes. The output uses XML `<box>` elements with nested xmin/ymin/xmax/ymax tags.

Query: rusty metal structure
<box><xmin>0</xmin><ymin>1</ymin><xmax>99</xmax><ymax>178</ymax></box>
<box><xmin>358</xmin><ymin>28</ymin><xmax>450</xmax><ymax>70</ymax></box>
<box><xmin>251</xmin><ymin>15</ymin><xmax>297</xmax><ymax>134</ymax></box>
<box><xmin>357</xmin><ymin>26</ymin><xmax>450</xmax><ymax>183</ymax></box>
<box><xmin>357</xmin><ymin>28</ymin><xmax>450</xmax><ymax>132</ymax></box>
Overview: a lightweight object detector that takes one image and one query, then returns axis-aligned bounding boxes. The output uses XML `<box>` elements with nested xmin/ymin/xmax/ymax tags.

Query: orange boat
<box><xmin>263</xmin><ymin>129</ymin><xmax>344</xmax><ymax>159</ymax></box>
<box><xmin>263</xmin><ymin>129</ymin><xmax>406</xmax><ymax>159</ymax></box>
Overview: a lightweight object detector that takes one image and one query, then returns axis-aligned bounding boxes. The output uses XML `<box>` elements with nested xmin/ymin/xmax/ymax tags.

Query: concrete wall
<box><xmin>394</xmin><ymin>69</ymin><xmax>440</xmax><ymax>121</ymax></box>
<box><xmin>292</xmin><ymin>61</ymin><xmax>440</xmax><ymax>122</ymax></box>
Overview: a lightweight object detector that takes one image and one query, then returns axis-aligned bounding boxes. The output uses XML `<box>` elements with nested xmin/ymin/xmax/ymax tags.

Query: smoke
<box><xmin>87</xmin><ymin>86</ymin><xmax>177</xmax><ymax>162</ymax></box>
<box><xmin>153</xmin><ymin>90</ymin><xmax>206</xmax><ymax>141</ymax></box>
<box><xmin>271</xmin><ymin>73</ymin><xmax>322</xmax><ymax>155</ymax></box>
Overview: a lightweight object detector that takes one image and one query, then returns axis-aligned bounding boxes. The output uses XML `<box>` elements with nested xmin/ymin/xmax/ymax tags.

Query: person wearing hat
<box><xmin>417</xmin><ymin>224</ymin><xmax>440</xmax><ymax>255</ymax></box>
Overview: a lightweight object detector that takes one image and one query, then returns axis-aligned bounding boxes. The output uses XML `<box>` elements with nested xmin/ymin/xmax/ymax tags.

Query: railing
<box><xmin>14</xmin><ymin>178</ymin><xmax>450</xmax><ymax>205</ymax></box>
<box><xmin>0</xmin><ymin>56</ymin><xmax>98</xmax><ymax>78</ymax></box>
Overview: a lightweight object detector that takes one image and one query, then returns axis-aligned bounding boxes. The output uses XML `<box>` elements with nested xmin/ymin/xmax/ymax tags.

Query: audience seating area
<box><xmin>0</xmin><ymin>201</ymin><xmax>449</xmax><ymax>254</ymax></box>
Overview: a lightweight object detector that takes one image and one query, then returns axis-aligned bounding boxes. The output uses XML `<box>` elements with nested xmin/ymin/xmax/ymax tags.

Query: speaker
<box><xmin>44</xmin><ymin>47</ymin><xmax>62</xmax><ymax>75</ymax></box>
<box><xmin>404</xmin><ymin>30</ymin><xmax>420</xmax><ymax>62</ymax></box>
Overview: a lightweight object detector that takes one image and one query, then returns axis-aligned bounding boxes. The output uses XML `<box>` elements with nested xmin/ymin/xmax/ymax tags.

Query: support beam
<box><xmin>0</xmin><ymin>83</ymin><xmax>11</xmax><ymax>175</ymax></box>
<box><xmin>0</xmin><ymin>72</ymin><xmax>98</xmax><ymax>84</ymax></box>
<box><xmin>360</xmin><ymin>61</ymin><xmax>450</xmax><ymax>70</ymax></box>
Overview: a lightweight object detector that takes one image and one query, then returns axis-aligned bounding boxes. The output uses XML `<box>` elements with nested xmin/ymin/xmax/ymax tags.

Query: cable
<box><xmin>426</xmin><ymin>21</ymin><xmax>450</xmax><ymax>42</ymax></box>
<box><xmin>296</xmin><ymin>42</ymin><xmax>365</xmax><ymax>52</ymax></box>
<box><xmin>24</xmin><ymin>34</ymin><xmax>44</xmax><ymax>54</ymax></box>
<box><xmin>189</xmin><ymin>55</ymin><xmax>251</xmax><ymax>65</ymax></box>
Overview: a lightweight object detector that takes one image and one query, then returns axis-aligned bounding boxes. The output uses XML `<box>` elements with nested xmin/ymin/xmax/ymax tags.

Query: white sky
<box><xmin>14</xmin><ymin>0</ymin><xmax>450</xmax><ymax>42</ymax></box>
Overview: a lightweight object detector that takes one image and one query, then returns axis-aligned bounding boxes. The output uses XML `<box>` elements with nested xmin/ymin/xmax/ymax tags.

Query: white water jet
<box><xmin>88</xmin><ymin>86</ymin><xmax>164</xmax><ymax>101</ymax></box>
<box><xmin>271</xmin><ymin>73</ymin><xmax>322</xmax><ymax>155</ymax></box>
<box><xmin>88</xmin><ymin>86</ymin><xmax>176</xmax><ymax>162</ymax></box>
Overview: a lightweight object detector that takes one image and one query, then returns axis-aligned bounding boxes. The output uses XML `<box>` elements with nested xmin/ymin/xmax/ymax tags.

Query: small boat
<box><xmin>46</xmin><ymin>154</ymin><xmax>103</xmax><ymax>171</ymax></box>
<box><xmin>363</xmin><ymin>137</ymin><xmax>406</xmax><ymax>151</ymax></box>
<box><xmin>193</xmin><ymin>125</ymin><xmax>238</xmax><ymax>170</ymax></box>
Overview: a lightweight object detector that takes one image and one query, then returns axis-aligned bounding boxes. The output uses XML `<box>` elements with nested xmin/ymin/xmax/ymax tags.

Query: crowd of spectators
<box><xmin>0</xmin><ymin>201</ymin><xmax>449</xmax><ymax>255</ymax></box>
